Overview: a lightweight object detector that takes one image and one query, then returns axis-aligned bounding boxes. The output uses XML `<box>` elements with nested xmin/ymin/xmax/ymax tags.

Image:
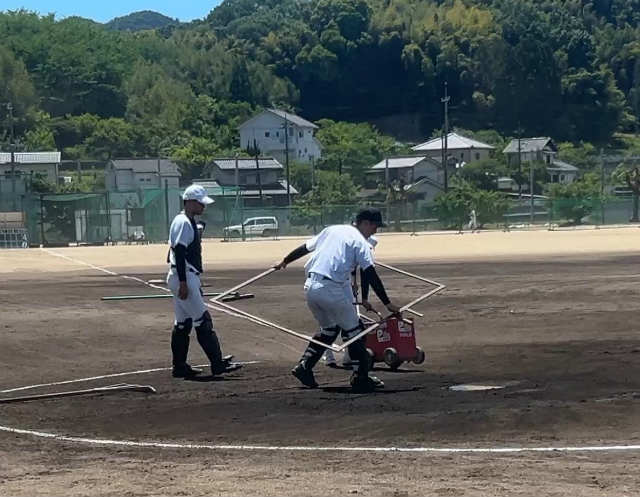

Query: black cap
<box><xmin>356</xmin><ymin>209</ymin><xmax>386</xmax><ymax>227</ymax></box>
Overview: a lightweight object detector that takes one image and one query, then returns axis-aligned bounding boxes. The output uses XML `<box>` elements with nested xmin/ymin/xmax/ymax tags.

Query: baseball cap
<box><xmin>356</xmin><ymin>209</ymin><xmax>386</xmax><ymax>227</ymax></box>
<box><xmin>182</xmin><ymin>184</ymin><xmax>214</xmax><ymax>205</ymax></box>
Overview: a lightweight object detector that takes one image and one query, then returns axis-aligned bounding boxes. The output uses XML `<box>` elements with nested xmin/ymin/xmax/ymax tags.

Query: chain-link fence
<box><xmin>0</xmin><ymin>188</ymin><xmax>638</xmax><ymax>247</ymax></box>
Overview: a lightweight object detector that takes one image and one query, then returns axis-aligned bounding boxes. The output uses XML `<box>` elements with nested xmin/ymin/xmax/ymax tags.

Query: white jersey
<box><xmin>168</xmin><ymin>213</ymin><xmax>198</xmax><ymax>272</ymax></box>
<box><xmin>304</xmin><ymin>225</ymin><xmax>375</xmax><ymax>284</ymax></box>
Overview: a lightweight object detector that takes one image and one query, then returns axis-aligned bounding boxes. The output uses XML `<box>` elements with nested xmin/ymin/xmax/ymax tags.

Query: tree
<box><xmin>293</xmin><ymin>170</ymin><xmax>358</xmax><ymax>231</ymax></box>
<box><xmin>0</xmin><ymin>45</ymin><xmax>38</xmax><ymax>142</ymax></box>
<box><xmin>547</xmin><ymin>172</ymin><xmax>603</xmax><ymax>225</ymax></box>
<box><xmin>612</xmin><ymin>158</ymin><xmax>640</xmax><ymax>221</ymax></box>
<box><xmin>314</xmin><ymin>119</ymin><xmax>398</xmax><ymax>185</ymax></box>
<box><xmin>170</xmin><ymin>137</ymin><xmax>223</xmax><ymax>181</ymax></box>
<box><xmin>434</xmin><ymin>178</ymin><xmax>509</xmax><ymax>230</ymax></box>
<box><xmin>459</xmin><ymin>158</ymin><xmax>507</xmax><ymax>190</ymax></box>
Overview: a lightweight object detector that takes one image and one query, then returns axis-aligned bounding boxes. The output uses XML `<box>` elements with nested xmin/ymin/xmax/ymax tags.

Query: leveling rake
<box><xmin>210</xmin><ymin>263</ymin><xmax>445</xmax><ymax>352</ymax></box>
<box><xmin>0</xmin><ymin>383</ymin><xmax>156</xmax><ymax>404</ymax></box>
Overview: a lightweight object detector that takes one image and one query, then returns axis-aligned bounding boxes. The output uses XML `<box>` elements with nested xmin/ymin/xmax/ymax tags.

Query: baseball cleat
<box><xmin>350</xmin><ymin>373</ymin><xmax>384</xmax><ymax>393</ymax></box>
<box><xmin>172</xmin><ymin>364</ymin><xmax>202</xmax><ymax>378</ymax></box>
<box><xmin>292</xmin><ymin>363</ymin><xmax>318</xmax><ymax>388</ymax></box>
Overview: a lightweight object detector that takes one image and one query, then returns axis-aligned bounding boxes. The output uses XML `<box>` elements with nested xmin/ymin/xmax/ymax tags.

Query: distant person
<box><xmin>468</xmin><ymin>209</ymin><xmax>478</xmax><ymax>232</ymax></box>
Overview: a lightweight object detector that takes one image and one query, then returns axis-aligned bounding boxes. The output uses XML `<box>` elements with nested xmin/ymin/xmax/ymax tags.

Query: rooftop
<box><xmin>210</xmin><ymin>157</ymin><xmax>284</xmax><ymax>170</ymax></box>
<box><xmin>412</xmin><ymin>133</ymin><xmax>495</xmax><ymax>152</ymax></box>
<box><xmin>239</xmin><ymin>108</ymin><xmax>318</xmax><ymax>130</ymax></box>
<box><xmin>109</xmin><ymin>158</ymin><xmax>180</xmax><ymax>175</ymax></box>
<box><xmin>503</xmin><ymin>137</ymin><xmax>555</xmax><ymax>154</ymax></box>
<box><xmin>370</xmin><ymin>156</ymin><xmax>429</xmax><ymax>170</ymax></box>
<box><xmin>0</xmin><ymin>151</ymin><xmax>61</xmax><ymax>164</ymax></box>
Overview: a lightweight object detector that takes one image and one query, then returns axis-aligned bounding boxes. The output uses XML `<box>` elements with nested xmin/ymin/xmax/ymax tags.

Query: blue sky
<box><xmin>2</xmin><ymin>1</ymin><xmax>221</xmax><ymax>23</ymax></box>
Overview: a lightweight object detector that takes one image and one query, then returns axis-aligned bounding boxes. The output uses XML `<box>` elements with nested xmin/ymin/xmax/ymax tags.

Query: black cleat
<box><xmin>212</xmin><ymin>357</ymin><xmax>243</xmax><ymax>375</ymax></box>
<box><xmin>350</xmin><ymin>374</ymin><xmax>384</xmax><ymax>393</ymax></box>
<box><xmin>292</xmin><ymin>363</ymin><xmax>318</xmax><ymax>388</ymax></box>
<box><xmin>172</xmin><ymin>364</ymin><xmax>202</xmax><ymax>378</ymax></box>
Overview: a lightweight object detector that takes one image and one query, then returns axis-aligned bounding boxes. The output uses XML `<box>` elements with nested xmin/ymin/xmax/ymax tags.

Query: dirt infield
<box><xmin>2</xmin><ymin>229</ymin><xmax>640</xmax><ymax>496</ymax></box>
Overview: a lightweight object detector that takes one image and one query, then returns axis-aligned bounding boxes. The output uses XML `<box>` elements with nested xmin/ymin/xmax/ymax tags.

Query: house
<box><xmin>411</xmin><ymin>132</ymin><xmax>495</xmax><ymax>164</ymax></box>
<box><xmin>238</xmin><ymin>109</ymin><xmax>322</xmax><ymax>164</ymax></box>
<box><xmin>503</xmin><ymin>137</ymin><xmax>557</xmax><ymax>167</ymax></box>
<box><xmin>503</xmin><ymin>137</ymin><xmax>577</xmax><ymax>184</ymax></box>
<box><xmin>547</xmin><ymin>159</ymin><xmax>578</xmax><ymax>184</ymax></box>
<box><xmin>0</xmin><ymin>151</ymin><xmax>61</xmax><ymax>194</ymax></box>
<box><xmin>202</xmin><ymin>157</ymin><xmax>298</xmax><ymax>206</ymax></box>
<box><xmin>105</xmin><ymin>158</ymin><xmax>180</xmax><ymax>191</ymax></box>
<box><xmin>367</xmin><ymin>156</ymin><xmax>445</xmax><ymax>201</ymax></box>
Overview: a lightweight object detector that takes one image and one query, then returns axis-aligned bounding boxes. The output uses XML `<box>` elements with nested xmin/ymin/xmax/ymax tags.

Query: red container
<box><xmin>365</xmin><ymin>317</ymin><xmax>425</xmax><ymax>370</ymax></box>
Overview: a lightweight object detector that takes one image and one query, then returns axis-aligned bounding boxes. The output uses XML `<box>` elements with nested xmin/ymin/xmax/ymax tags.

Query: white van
<box><xmin>223</xmin><ymin>216</ymin><xmax>279</xmax><ymax>237</ymax></box>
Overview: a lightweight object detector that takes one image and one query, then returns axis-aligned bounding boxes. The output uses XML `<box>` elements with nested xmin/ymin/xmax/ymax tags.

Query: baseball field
<box><xmin>2</xmin><ymin>227</ymin><xmax>640</xmax><ymax>496</ymax></box>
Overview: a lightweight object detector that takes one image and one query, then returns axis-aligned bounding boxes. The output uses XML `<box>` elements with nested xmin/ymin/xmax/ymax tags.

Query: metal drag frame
<box><xmin>210</xmin><ymin>262</ymin><xmax>445</xmax><ymax>352</ymax></box>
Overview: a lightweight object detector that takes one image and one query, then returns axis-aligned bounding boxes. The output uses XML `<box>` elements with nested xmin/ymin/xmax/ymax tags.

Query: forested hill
<box><xmin>105</xmin><ymin>10</ymin><xmax>179</xmax><ymax>31</ymax></box>
<box><xmin>0</xmin><ymin>0</ymin><xmax>638</xmax><ymax>164</ymax></box>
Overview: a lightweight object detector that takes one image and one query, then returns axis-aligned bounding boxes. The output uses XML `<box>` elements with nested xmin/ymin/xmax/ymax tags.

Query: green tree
<box><xmin>0</xmin><ymin>45</ymin><xmax>38</xmax><ymax>141</ymax></box>
<box><xmin>547</xmin><ymin>172</ymin><xmax>603</xmax><ymax>225</ymax></box>
<box><xmin>434</xmin><ymin>178</ymin><xmax>509</xmax><ymax>230</ymax></box>
<box><xmin>314</xmin><ymin>119</ymin><xmax>398</xmax><ymax>185</ymax></box>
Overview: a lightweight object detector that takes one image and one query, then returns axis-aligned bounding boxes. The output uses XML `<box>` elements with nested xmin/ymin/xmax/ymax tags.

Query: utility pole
<box><xmin>311</xmin><ymin>156</ymin><xmax>315</xmax><ymax>189</ymax></box>
<box><xmin>517</xmin><ymin>124</ymin><xmax>523</xmax><ymax>200</ymax></box>
<box><xmin>7</xmin><ymin>103</ymin><xmax>16</xmax><ymax>210</ymax></box>
<box><xmin>529</xmin><ymin>159</ymin><xmax>534</xmax><ymax>224</ymax></box>
<box><xmin>252</xmin><ymin>139</ymin><xmax>263</xmax><ymax>202</ymax></box>
<box><xmin>441</xmin><ymin>82</ymin><xmax>450</xmax><ymax>192</ymax></box>
<box><xmin>600</xmin><ymin>148</ymin><xmax>605</xmax><ymax>225</ymax></box>
<box><xmin>284</xmin><ymin>114</ymin><xmax>291</xmax><ymax>205</ymax></box>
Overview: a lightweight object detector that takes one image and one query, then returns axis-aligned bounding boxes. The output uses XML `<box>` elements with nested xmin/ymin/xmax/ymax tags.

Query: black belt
<box><xmin>171</xmin><ymin>265</ymin><xmax>200</xmax><ymax>275</ymax></box>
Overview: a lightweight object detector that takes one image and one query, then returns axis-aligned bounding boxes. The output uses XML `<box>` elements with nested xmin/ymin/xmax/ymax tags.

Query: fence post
<box><xmin>105</xmin><ymin>191</ymin><xmax>112</xmax><ymax>243</ymax></box>
<box><xmin>39</xmin><ymin>194</ymin><xmax>45</xmax><ymax>247</ymax></box>
<box><xmin>164</xmin><ymin>180</ymin><xmax>169</xmax><ymax>237</ymax></box>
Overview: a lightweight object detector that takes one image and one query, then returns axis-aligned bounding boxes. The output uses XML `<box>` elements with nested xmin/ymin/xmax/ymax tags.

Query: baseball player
<box><xmin>274</xmin><ymin>209</ymin><xmax>400</xmax><ymax>393</ymax></box>
<box><xmin>323</xmin><ymin>235</ymin><xmax>378</xmax><ymax>368</ymax></box>
<box><xmin>166</xmin><ymin>184</ymin><xmax>241</xmax><ymax>378</ymax></box>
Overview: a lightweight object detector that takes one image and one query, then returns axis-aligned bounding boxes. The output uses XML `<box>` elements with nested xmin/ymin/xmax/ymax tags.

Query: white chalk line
<box><xmin>40</xmin><ymin>248</ymin><xmax>300</xmax><ymax>353</ymax></box>
<box><xmin>23</xmin><ymin>249</ymin><xmax>640</xmax><ymax>455</ymax></box>
<box><xmin>1</xmin><ymin>424</ymin><xmax>640</xmax><ymax>454</ymax></box>
<box><xmin>0</xmin><ymin>362</ymin><xmax>262</xmax><ymax>394</ymax></box>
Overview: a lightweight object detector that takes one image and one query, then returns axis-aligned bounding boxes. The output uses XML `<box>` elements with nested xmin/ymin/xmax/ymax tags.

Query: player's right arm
<box><xmin>273</xmin><ymin>231</ymin><xmax>320</xmax><ymax>270</ymax></box>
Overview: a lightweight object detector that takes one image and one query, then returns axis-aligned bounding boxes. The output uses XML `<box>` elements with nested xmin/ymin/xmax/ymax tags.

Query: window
<box><xmin>460</xmin><ymin>153</ymin><xmax>464</xmax><ymax>159</ymax></box>
<box><xmin>276</xmin><ymin>131</ymin><xmax>279</xmax><ymax>137</ymax></box>
<box><xmin>475</xmin><ymin>153</ymin><xmax>480</xmax><ymax>160</ymax></box>
<box><xmin>304</xmin><ymin>148</ymin><xmax>307</xmax><ymax>153</ymax></box>
<box><xmin>560</xmin><ymin>174</ymin><xmax>565</xmax><ymax>182</ymax></box>
<box><xmin>299</xmin><ymin>131</ymin><xmax>303</xmax><ymax>138</ymax></box>
<box><xmin>265</xmin><ymin>131</ymin><xmax>270</xmax><ymax>137</ymax></box>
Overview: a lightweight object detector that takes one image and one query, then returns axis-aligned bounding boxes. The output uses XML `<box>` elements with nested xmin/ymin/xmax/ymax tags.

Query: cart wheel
<box><xmin>366</xmin><ymin>348</ymin><xmax>375</xmax><ymax>370</ymax></box>
<box><xmin>383</xmin><ymin>347</ymin><xmax>402</xmax><ymax>370</ymax></box>
<box><xmin>413</xmin><ymin>346</ymin><xmax>426</xmax><ymax>364</ymax></box>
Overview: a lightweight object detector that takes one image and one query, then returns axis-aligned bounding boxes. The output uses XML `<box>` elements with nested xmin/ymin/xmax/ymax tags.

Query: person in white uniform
<box><xmin>166</xmin><ymin>184</ymin><xmax>240</xmax><ymax>378</ymax></box>
<box><xmin>322</xmin><ymin>235</ymin><xmax>378</xmax><ymax>368</ymax></box>
<box><xmin>274</xmin><ymin>210</ymin><xmax>400</xmax><ymax>393</ymax></box>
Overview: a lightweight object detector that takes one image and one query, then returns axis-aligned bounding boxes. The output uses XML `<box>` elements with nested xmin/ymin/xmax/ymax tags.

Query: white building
<box><xmin>411</xmin><ymin>132</ymin><xmax>495</xmax><ymax>164</ymax></box>
<box><xmin>238</xmin><ymin>109</ymin><xmax>322</xmax><ymax>164</ymax></box>
<box><xmin>105</xmin><ymin>158</ymin><xmax>180</xmax><ymax>191</ymax></box>
<box><xmin>0</xmin><ymin>151</ymin><xmax>61</xmax><ymax>193</ymax></box>
<box><xmin>367</xmin><ymin>156</ymin><xmax>445</xmax><ymax>201</ymax></box>
<box><xmin>201</xmin><ymin>157</ymin><xmax>298</xmax><ymax>207</ymax></box>
<box><xmin>503</xmin><ymin>137</ymin><xmax>578</xmax><ymax>185</ymax></box>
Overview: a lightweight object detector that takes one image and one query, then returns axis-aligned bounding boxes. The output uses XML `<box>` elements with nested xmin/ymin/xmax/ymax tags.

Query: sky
<box><xmin>1</xmin><ymin>1</ymin><xmax>221</xmax><ymax>23</ymax></box>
